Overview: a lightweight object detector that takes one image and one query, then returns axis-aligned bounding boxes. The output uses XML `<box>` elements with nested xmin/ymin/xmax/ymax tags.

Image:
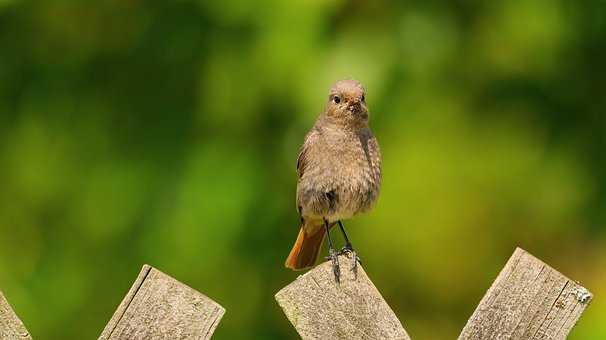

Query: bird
<box><xmin>284</xmin><ymin>79</ymin><xmax>382</xmax><ymax>282</ymax></box>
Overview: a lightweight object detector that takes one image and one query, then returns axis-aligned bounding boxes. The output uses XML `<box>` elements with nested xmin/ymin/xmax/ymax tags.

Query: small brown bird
<box><xmin>285</xmin><ymin>79</ymin><xmax>382</xmax><ymax>281</ymax></box>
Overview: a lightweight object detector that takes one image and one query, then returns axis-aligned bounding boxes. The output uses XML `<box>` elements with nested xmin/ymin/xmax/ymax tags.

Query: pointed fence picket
<box><xmin>0</xmin><ymin>248</ymin><xmax>593</xmax><ymax>339</ymax></box>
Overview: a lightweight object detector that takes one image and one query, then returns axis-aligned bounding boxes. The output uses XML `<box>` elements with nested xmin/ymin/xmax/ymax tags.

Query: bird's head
<box><xmin>325</xmin><ymin>79</ymin><xmax>368</xmax><ymax>128</ymax></box>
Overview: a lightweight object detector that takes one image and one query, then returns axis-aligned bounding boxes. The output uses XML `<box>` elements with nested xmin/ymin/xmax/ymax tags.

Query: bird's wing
<box><xmin>368</xmin><ymin>133</ymin><xmax>382</xmax><ymax>170</ymax></box>
<box><xmin>296</xmin><ymin>128</ymin><xmax>319</xmax><ymax>179</ymax></box>
<box><xmin>367</xmin><ymin>132</ymin><xmax>382</xmax><ymax>183</ymax></box>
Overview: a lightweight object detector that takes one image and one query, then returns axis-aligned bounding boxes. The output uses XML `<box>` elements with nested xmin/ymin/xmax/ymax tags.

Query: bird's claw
<box><xmin>339</xmin><ymin>245</ymin><xmax>361</xmax><ymax>276</ymax></box>
<box><xmin>325</xmin><ymin>248</ymin><xmax>341</xmax><ymax>283</ymax></box>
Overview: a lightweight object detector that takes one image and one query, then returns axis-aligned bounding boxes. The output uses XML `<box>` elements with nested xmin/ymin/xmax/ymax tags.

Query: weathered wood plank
<box><xmin>99</xmin><ymin>265</ymin><xmax>225</xmax><ymax>340</ymax></box>
<box><xmin>459</xmin><ymin>247</ymin><xmax>593</xmax><ymax>340</ymax></box>
<box><xmin>0</xmin><ymin>290</ymin><xmax>31</xmax><ymax>340</ymax></box>
<box><xmin>276</xmin><ymin>255</ymin><xmax>410</xmax><ymax>340</ymax></box>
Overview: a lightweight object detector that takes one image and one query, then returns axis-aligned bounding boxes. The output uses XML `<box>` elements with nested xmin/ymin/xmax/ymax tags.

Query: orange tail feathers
<box><xmin>285</xmin><ymin>223</ymin><xmax>325</xmax><ymax>270</ymax></box>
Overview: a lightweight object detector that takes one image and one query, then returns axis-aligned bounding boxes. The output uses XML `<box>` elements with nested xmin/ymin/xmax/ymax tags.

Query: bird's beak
<box><xmin>348</xmin><ymin>100</ymin><xmax>361</xmax><ymax>113</ymax></box>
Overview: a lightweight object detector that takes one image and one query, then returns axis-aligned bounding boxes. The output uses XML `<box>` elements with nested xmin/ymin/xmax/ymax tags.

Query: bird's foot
<box><xmin>325</xmin><ymin>248</ymin><xmax>341</xmax><ymax>283</ymax></box>
<box><xmin>339</xmin><ymin>244</ymin><xmax>361</xmax><ymax>276</ymax></box>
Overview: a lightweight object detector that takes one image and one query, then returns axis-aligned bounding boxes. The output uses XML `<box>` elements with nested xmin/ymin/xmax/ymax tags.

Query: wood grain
<box><xmin>276</xmin><ymin>255</ymin><xmax>410</xmax><ymax>340</ymax></box>
<box><xmin>0</xmin><ymin>290</ymin><xmax>31</xmax><ymax>340</ymax></box>
<box><xmin>459</xmin><ymin>247</ymin><xmax>593</xmax><ymax>340</ymax></box>
<box><xmin>99</xmin><ymin>265</ymin><xmax>225</xmax><ymax>340</ymax></box>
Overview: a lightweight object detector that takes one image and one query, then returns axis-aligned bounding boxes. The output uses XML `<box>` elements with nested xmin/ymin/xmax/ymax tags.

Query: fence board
<box><xmin>99</xmin><ymin>265</ymin><xmax>225</xmax><ymax>340</ymax></box>
<box><xmin>0</xmin><ymin>290</ymin><xmax>31</xmax><ymax>340</ymax></box>
<box><xmin>276</xmin><ymin>255</ymin><xmax>410</xmax><ymax>340</ymax></box>
<box><xmin>459</xmin><ymin>247</ymin><xmax>592</xmax><ymax>340</ymax></box>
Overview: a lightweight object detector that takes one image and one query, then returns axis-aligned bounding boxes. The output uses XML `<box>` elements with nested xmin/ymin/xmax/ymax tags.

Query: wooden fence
<box><xmin>0</xmin><ymin>248</ymin><xmax>593</xmax><ymax>339</ymax></box>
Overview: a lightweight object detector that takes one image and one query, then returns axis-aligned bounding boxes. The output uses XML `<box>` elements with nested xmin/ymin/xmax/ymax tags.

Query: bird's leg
<box><xmin>337</xmin><ymin>220</ymin><xmax>361</xmax><ymax>275</ymax></box>
<box><xmin>323</xmin><ymin>218</ymin><xmax>340</xmax><ymax>283</ymax></box>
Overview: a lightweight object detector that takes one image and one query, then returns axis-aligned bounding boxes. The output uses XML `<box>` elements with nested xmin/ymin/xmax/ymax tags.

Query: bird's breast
<box><xmin>321</xmin><ymin>138</ymin><xmax>381</xmax><ymax>213</ymax></box>
<box><xmin>297</xmin><ymin>128</ymin><xmax>381</xmax><ymax>221</ymax></box>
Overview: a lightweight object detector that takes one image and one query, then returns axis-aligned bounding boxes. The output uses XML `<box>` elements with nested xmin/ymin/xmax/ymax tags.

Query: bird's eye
<box><xmin>333</xmin><ymin>95</ymin><xmax>341</xmax><ymax>104</ymax></box>
<box><xmin>361</xmin><ymin>95</ymin><xmax>365</xmax><ymax>102</ymax></box>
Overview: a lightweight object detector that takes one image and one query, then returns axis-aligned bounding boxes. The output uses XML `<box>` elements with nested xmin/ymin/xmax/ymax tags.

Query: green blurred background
<box><xmin>0</xmin><ymin>0</ymin><xmax>605</xmax><ymax>339</ymax></box>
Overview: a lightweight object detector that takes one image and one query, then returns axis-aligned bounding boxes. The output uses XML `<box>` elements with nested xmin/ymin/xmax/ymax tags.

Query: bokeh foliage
<box><xmin>0</xmin><ymin>0</ymin><xmax>605</xmax><ymax>339</ymax></box>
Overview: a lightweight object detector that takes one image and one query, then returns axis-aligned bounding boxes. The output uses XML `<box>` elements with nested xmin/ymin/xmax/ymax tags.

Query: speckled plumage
<box><xmin>285</xmin><ymin>79</ymin><xmax>382</xmax><ymax>270</ymax></box>
<box><xmin>296</xmin><ymin>120</ymin><xmax>381</xmax><ymax>226</ymax></box>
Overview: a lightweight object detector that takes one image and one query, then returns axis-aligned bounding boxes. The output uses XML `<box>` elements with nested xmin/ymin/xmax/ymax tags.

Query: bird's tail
<box><xmin>284</xmin><ymin>222</ymin><xmax>325</xmax><ymax>270</ymax></box>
